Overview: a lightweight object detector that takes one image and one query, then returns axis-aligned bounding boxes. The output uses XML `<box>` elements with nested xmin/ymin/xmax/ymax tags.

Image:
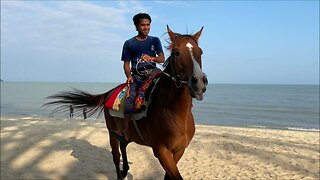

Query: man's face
<box><xmin>136</xmin><ymin>18</ymin><xmax>150</xmax><ymax>36</ymax></box>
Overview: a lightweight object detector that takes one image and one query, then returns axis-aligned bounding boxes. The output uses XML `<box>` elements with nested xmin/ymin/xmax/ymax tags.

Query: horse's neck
<box><xmin>156</xmin><ymin>75</ymin><xmax>192</xmax><ymax>112</ymax></box>
<box><xmin>151</xmin><ymin>76</ymin><xmax>192</xmax><ymax>133</ymax></box>
<box><xmin>158</xmin><ymin>61</ymin><xmax>192</xmax><ymax>109</ymax></box>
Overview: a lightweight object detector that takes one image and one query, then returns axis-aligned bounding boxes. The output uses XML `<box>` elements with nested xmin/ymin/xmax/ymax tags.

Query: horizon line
<box><xmin>1</xmin><ymin>80</ymin><xmax>319</xmax><ymax>86</ymax></box>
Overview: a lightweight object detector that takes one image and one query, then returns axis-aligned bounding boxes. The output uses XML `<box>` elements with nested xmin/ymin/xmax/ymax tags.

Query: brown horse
<box><xmin>46</xmin><ymin>26</ymin><xmax>207</xmax><ymax>180</ymax></box>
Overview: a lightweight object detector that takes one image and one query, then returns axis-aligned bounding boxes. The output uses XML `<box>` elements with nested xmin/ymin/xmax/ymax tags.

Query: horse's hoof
<box><xmin>121</xmin><ymin>170</ymin><xmax>128</xmax><ymax>178</ymax></box>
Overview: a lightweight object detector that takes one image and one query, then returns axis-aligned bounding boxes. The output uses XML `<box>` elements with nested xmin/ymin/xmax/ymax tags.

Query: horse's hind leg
<box><xmin>109</xmin><ymin>134</ymin><xmax>122</xmax><ymax>179</ymax></box>
<box><xmin>120</xmin><ymin>142</ymin><xmax>130</xmax><ymax>177</ymax></box>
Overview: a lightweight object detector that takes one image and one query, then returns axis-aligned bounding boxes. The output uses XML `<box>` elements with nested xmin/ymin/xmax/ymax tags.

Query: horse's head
<box><xmin>165</xmin><ymin>25</ymin><xmax>208</xmax><ymax>101</ymax></box>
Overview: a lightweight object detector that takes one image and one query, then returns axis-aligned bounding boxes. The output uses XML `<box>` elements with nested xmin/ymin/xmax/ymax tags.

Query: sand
<box><xmin>1</xmin><ymin>115</ymin><xmax>319</xmax><ymax>180</ymax></box>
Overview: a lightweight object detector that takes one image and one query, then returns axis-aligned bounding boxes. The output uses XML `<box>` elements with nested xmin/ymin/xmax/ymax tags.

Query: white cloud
<box><xmin>1</xmin><ymin>1</ymin><xmax>150</xmax><ymax>82</ymax></box>
<box><xmin>118</xmin><ymin>0</ymin><xmax>150</xmax><ymax>14</ymax></box>
<box><xmin>1</xmin><ymin>1</ymin><xmax>132</xmax><ymax>50</ymax></box>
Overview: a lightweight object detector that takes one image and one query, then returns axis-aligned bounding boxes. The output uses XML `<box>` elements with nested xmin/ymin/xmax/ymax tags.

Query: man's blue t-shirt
<box><xmin>121</xmin><ymin>36</ymin><xmax>163</xmax><ymax>72</ymax></box>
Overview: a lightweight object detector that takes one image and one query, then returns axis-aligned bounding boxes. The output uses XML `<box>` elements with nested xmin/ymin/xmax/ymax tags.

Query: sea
<box><xmin>1</xmin><ymin>82</ymin><xmax>319</xmax><ymax>131</ymax></box>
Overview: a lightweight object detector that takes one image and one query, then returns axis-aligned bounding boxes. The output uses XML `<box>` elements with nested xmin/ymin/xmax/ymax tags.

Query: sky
<box><xmin>1</xmin><ymin>0</ymin><xmax>319</xmax><ymax>84</ymax></box>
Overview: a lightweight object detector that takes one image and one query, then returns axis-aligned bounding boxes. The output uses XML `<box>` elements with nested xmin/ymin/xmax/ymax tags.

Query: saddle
<box><xmin>105</xmin><ymin>73</ymin><xmax>161</xmax><ymax>120</ymax></box>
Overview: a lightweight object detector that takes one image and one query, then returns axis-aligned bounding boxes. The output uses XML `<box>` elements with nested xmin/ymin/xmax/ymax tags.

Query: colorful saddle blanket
<box><xmin>105</xmin><ymin>83</ymin><xmax>127</xmax><ymax>111</ymax></box>
<box><xmin>105</xmin><ymin>74</ymin><xmax>159</xmax><ymax>115</ymax></box>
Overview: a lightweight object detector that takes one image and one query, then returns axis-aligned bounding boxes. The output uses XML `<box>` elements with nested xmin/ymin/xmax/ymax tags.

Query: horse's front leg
<box><xmin>164</xmin><ymin>149</ymin><xmax>186</xmax><ymax>180</ymax></box>
<box><xmin>120</xmin><ymin>142</ymin><xmax>130</xmax><ymax>178</ymax></box>
<box><xmin>154</xmin><ymin>147</ymin><xmax>183</xmax><ymax>180</ymax></box>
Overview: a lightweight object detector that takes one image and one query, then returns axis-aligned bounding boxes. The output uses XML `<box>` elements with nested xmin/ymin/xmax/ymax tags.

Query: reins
<box><xmin>136</xmin><ymin>56</ymin><xmax>191</xmax><ymax>89</ymax></box>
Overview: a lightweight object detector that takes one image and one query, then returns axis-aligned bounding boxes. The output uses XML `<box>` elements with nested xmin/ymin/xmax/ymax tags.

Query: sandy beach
<box><xmin>1</xmin><ymin>115</ymin><xmax>319</xmax><ymax>179</ymax></box>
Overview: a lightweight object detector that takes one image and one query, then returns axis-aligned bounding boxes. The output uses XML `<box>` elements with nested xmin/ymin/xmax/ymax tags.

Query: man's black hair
<box><xmin>133</xmin><ymin>13</ymin><xmax>151</xmax><ymax>26</ymax></box>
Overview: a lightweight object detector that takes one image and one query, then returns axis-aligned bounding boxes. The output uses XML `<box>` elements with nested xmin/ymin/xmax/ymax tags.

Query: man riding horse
<box><xmin>111</xmin><ymin>13</ymin><xmax>165</xmax><ymax>143</ymax></box>
<box><xmin>46</xmin><ymin>16</ymin><xmax>207</xmax><ymax>179</ymax></box>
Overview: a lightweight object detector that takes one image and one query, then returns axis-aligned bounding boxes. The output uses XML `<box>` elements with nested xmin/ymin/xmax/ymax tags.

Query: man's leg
<box><xmin>111</xmin><ymin>75</ymin><xmax>145</xmax><ymax>143</ymax></box>
<box><xmin>121</xmin><ymin>79</ymin><xmax>140</xmax><ymax>140</ymax></box>
<box><xmin>111</xmin><ymin>76</ymin><xmax>142</xmax><ymax>143</ymax></box>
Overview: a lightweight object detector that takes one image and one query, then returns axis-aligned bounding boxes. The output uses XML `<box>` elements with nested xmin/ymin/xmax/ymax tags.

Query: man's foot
<box><xmin>110</xmin><ymin>130</ymin><xmax>129</xmax><ymax>144</ymax></box>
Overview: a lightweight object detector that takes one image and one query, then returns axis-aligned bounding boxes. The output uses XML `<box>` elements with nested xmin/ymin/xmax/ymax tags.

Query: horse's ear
<box><xmin>167</xmin><ymin>25</ymin><xmax>176</xmax><ymax>41</ymax></box>
<box><xmin>193</xmin><ymin>26</ymin><xmax>204</xmax><ymax>42</ymax></box>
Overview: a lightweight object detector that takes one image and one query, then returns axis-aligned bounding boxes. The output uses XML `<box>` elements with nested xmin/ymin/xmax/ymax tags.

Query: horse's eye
<box><xmin>174</xmin><ymin>50</ymin><xmax>180</xmax><ymax>57</ymax></box>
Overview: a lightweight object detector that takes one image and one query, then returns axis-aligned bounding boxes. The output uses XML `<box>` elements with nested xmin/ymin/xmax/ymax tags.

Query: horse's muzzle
<box><xmin>190</xmin><ymin>72</ymin><xmax>208</xmax><ymax>101</ymax></box>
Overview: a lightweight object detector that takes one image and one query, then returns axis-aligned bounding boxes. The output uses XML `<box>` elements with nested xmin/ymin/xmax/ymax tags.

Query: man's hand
<box><xmin>126</xmin><ymin>76</ymin><xmax>133</xmax><ymax>85</ymax></box>
<box><xmin>141</xmin><ymin>54</ymin><xmax>155</xmax><ymax>62</ymax></box>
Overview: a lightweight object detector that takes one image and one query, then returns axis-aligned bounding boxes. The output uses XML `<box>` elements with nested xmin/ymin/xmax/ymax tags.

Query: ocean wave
<box><xmin>286</xmin><ymin>127</ymin><xmax>320</xmax><ymax>132</ymax></box>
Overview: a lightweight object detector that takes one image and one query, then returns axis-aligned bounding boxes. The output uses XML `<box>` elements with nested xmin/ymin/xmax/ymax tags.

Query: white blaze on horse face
<box><xmin>185</xmin><ymin>43</ymin><xmax>201</xmax><ymax>73</ymax></box>
<box><xmin>185</xmin><ymin>42</ymin><xmax>206</xmax><ymax>101</ymax></box>
<box><xmin>186</xmin><ymin>42</ymin><xmax>193</xmax><ymax>49</ymax></box>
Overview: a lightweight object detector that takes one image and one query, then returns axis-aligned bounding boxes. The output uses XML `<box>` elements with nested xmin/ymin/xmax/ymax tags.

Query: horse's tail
<box><xmin>44</xmin><ymin>85</ymin><xmax>119</xmax><ymax>118</ymax></box>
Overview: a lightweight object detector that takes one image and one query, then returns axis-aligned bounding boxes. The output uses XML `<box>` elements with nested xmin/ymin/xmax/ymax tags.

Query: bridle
<box><xmin>163</xmin><ymin>36</ymin><xmax>202</xmax><ymax>90</ymax></box>
<box><xmin>136</xmin><ymin>54</ymin><xmax>194</xmax><ymax>90</ymax></box>
<box><xmin>162</xmin><ymin>54</ymin><xmax>190</xmax><ymax>88</ymax></box>
<box><xmin>135</xmin><ymin>57</ymin><xmax>188</xmax><ymax>88</ymax></box>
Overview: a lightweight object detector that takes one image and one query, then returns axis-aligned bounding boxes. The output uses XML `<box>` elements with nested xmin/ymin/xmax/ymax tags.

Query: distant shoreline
<box><xmin>1</xmin><ymin>81</ymin><xmax>319</xmax><ymax>86</ymax></box>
